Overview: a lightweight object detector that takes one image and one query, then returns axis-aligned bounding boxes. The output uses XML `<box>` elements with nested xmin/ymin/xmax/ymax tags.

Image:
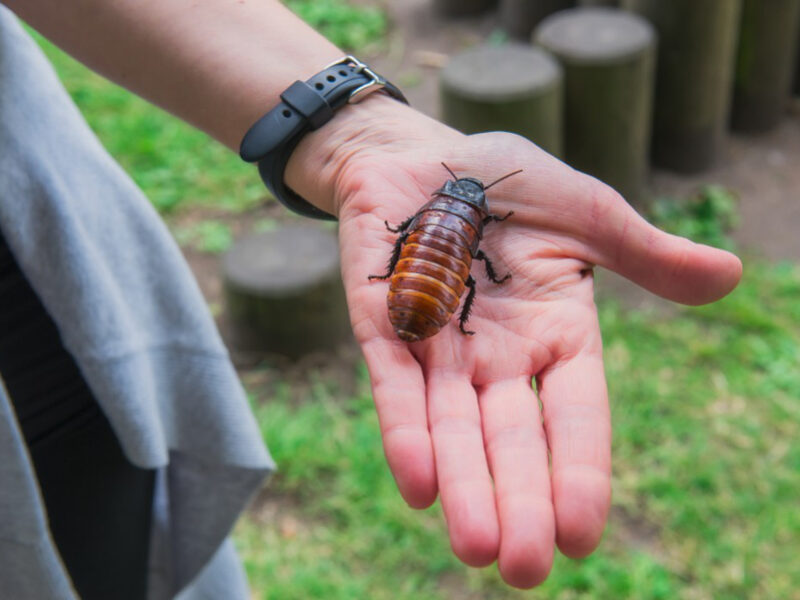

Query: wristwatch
<box><xmin>239</xmin><ymin>55</ymin><xmax>408</xmax><ymax>220</ymax></box>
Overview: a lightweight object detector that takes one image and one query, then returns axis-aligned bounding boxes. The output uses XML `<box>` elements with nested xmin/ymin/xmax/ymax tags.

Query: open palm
<box><xmin>325</xmin><ymin>129</ymin><xmax>741</xmax><ymax>588</ymax></box>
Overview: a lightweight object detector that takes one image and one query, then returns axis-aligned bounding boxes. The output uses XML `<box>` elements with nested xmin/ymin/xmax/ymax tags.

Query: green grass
<box><xmin>171</xmin><ymin>220</ymin><xmax>234</xmax><ymax>254</ymax></box>
<box><xmin>238</xmin><ymin>261</ymin><xmax>800</xmax><ymax>599</ymax></box>
<box><xmin>649</xmin><ymin>185</ymin><xmax>740</xmax><ymax>252</ymax></box>
<box><xmin>286</xmin><ymin>0</ymin><xmax>387</xmax><ymax>51</ymax></box>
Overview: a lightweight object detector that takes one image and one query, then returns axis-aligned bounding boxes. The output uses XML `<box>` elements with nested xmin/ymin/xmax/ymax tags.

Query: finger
<box><xmin>574</xmin><ymin>175</ymin><xmax>742</xmax><ymax>305</ymax></box>
<box><xmin>342</xmin><ymin>214</ymin><xmax>438</xmax><ymax>510</ymax></box>
<box><xmin>362</xmin><ymin>336</ymin><xmax>437</xmax><ymax>509</ymax></box>
<box><xmin>479</xmin><ymin>377</ymin><xmax>554</xmax><ymax>589</ymax></box>
<box><xmin>428</xmin><ymin>368</ymin><xmax>499</xmax><ymax>567</ymax></box>
<box><xmin>537</xmin><ymin>347</ymin><xmax>611</xmax><ymax>559</ymax></box>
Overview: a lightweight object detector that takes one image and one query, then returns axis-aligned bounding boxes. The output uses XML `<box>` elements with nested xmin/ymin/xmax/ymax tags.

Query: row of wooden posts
<box><xmin>438</xmin><ymin>0</ymin><xmax>800</xmax><ymax>206</ymax></box>
<box><xmin>221</xmin><ymin>0</ymin><xmax>800</xmax><ymax>359</ymax></box>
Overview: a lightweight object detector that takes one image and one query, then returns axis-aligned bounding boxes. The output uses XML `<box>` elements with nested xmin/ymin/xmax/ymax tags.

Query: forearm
<box><xmin>8</xmin><ymin>0</ymin><xmax>441</xmax><ymax>215</ymax></box>
<box><xmin>6</xmin><ymin>0</ymin><xmax>341</xmax><ymax>150</ymax></box>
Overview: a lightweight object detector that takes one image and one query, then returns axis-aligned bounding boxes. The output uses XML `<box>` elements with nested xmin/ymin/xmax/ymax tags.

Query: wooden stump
<box><xmin>534</xmin><ymin>7</ymin><xmax>655</xmax><ymax>205</ymax></box>
<box><xmin>500</xmin><ymin>0</ymin><xmax>576</xmax><ymax>40</ymax></box>
<box><xmin>433</xmin><ymin>0</ymin><xmax>497</xmax><ymax>17</ymax></box>
<box><xmin>222</xmin><ymin>225</ymin><xmax>351</xmax><ymax>359</ymax></box>
<box><xmin>731</xmin><ymin>0</ymin><xmax>800</xmax><ymax>132</ymax></box>
<box><xmin>440</xmin><ymin>43</ymin><xmax>563</xmax><ymax>156</ymax></box>
<box><xmin>624</xmin><ymin>0</ymin><xmax>742</xmax><ymax>172</ymax></box>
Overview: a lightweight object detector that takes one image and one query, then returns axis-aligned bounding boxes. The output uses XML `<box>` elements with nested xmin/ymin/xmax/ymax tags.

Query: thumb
<box><xmin>575</xmin><ymin>176</ymin><xmax>743</xmax><ymax>305</ymax></box>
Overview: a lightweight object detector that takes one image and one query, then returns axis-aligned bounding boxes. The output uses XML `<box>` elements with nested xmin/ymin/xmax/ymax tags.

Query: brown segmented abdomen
<box><xmin>370</xmin><ymin>169</ymin><xmax>520</xmax><ymax>341</ymax></box>
<box><xmin>387</xmin><ymin>207</ymin><xmax>481</xmax><ymax>342</ymax></box>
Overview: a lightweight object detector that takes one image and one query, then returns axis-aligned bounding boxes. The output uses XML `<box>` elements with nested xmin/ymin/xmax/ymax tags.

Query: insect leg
<box><xmin>458</xmin><ymin>275</ymin><xmax>477</xmax><ymax>336</ymax></box>
<box><xmin>385</xmin><ymin>215</ymin><xmax>414</xmax><ymax>233</ymax></box>
<box><xmin>475</xmin><ymin>249</ymin><xmax>511</xmax><ymax>284</ymax></box>
<box><xmin>483</xmin><ymin>210</ymin><xmax>514</xmax><ymax>225</ymax></box>
<box><xmin>368</xmin><ymin>232</ymin><xmax>409</xmax><ymax>281</ymax></box>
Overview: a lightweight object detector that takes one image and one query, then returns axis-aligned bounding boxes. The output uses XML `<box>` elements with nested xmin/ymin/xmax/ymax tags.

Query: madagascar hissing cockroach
<box><xmin>368</xmin><ymin>163</ymin><xmax>522</xmax><ymax>342</ymax></box>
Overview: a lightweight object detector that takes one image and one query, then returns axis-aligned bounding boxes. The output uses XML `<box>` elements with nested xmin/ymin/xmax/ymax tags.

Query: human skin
<box><xmin>8</xmin><ymin>0</ymin><xmax>742</xmax><ymax>589</ymax></box>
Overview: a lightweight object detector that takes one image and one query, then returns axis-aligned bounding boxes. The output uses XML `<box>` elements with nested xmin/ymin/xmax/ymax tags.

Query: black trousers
<box><xmin>0</xmin><ymin>231</ymin><xmax>155</xmax><ymax>600</ymax></box>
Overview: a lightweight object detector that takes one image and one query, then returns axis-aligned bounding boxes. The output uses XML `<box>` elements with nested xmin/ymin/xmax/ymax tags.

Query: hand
<box><xmin>286</xmin><ymin>96</ymin><xmax>742</xmax><ymax>588</ymax></box>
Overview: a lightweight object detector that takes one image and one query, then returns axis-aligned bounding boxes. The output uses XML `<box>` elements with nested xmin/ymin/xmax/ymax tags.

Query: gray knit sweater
<box><xmin>0</xmin><ymin>7</ymin><xmax>274</xmax><ymax>599</ymax></box>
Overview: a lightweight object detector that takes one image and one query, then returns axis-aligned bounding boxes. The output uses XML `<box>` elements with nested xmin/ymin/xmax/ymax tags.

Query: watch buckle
<box><xmin>325</xmin><ymin>55</ymin><xmax>387</xmax><ymax>104</ymax></box>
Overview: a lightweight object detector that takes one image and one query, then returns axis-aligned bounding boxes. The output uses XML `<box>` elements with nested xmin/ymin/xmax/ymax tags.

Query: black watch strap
<box><xmin>239</xmin><ymin>56</ymin><xmax>408</xmax><ymax>220</ymax></box>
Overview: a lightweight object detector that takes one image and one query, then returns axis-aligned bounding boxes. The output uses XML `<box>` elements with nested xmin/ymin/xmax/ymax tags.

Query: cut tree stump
<box><xmin>500</xmin><ymin>0</ymin><xmax>576</xmax><ymax>40</ymax></box>
<box><xmin>731</xmin><ymin>0</ymin><xmax>800</xmax><ymax>133</ymax></box>
<box><xmin>222</xmin><ymin>225</ymin><xmax>351</xmax><ymax>359</ymax></box>
<box><xmin>624</xmin><ymin>0</ymin><xmax>742</xmax><ymax>172</ymax></box>
<box><xmin>534</xmin><ymin>7</ymin><xmax>655</xmax><ymax>205</ymax></box>
<box><xmin>440</xmin><ymin>43</ymin><xmax>563</xmax><ymax>156</ymax></box>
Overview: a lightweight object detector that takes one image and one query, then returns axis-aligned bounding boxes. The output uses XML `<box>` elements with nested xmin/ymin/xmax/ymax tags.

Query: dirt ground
<box><xmin>184</xmin><ymin>0</ymin><xmax>800</xmax><ymax>324</ymax></box>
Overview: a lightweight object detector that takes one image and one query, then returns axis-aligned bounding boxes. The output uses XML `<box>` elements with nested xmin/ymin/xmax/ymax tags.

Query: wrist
<box><xmin>284</xmin><ymin>93</ymin><xmax>454</xmax><ymax>218</ymax></box>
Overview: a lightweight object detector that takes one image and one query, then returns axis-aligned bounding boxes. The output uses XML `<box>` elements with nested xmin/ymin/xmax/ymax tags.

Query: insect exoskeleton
<box><xmin>368</xmin><ymin>163</ymin><xmax>521</xmax><ymax>342</ymax></box>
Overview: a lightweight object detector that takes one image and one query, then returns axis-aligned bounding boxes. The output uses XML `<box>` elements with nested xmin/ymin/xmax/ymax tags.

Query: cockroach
<box><xmin>368</xmin><ymin>163</ymin><xmax>522</xmax><ymax>342</ymax></box>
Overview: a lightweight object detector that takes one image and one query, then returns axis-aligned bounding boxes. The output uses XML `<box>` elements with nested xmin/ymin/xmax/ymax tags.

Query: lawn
<box><xmin>237</xmin><ymin>261</ymin><xmax>800</xmax><ymax>600</ymax></box>
<box><xmin>27</xmin><ymin>8</ymin><xmax>800</xmax><ymax>599</ymax></box>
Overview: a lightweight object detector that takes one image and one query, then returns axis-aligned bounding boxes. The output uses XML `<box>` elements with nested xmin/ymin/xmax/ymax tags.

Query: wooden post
<box><xmin>433</xmin><ymin>0</ymin><xmax>497</xmax><ymax>17</ymax></box>
<box><xmin>222</xmin><ymin>225</ymin><xmax>351</xmax><ymax>360</ymax></box>
<box><xmin>440</xmin><ymin>43</ymin><xmax>563</xmax><ymax>157</ymax></box>
<box><xmin>624</xmin><ymin>0</ymin><xmax>742</xmax><ymax>172</ymax></box>
<box><xmin>731</xmin><ymin>0</ymin><xmax>800</xmax><ymax>132</ymax></box>
<box><xmin>796</xmin><ymin>7</ymin><xmax>800</xmax><ymax>95</ymax></box>
<box><xmin>534</xmin><ymin>8</ymin><xmax>655</xmax><ymax>205</ymax></box>
<box><xmin>500</xmin><ymin>0</ymin><xmax>576</xmax><ymax>40</ymax></box>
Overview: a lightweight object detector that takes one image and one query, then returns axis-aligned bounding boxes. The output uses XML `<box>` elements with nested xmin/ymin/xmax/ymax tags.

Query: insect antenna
<box><xmin>484</xmin><ymin>169</ymin><xmax>523</xmax><ymax>190</ymax></box>
<box><xmin>441</xmin><ymin>162</ymin><xmax>458</xmax><ymax>180</ymax></box>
